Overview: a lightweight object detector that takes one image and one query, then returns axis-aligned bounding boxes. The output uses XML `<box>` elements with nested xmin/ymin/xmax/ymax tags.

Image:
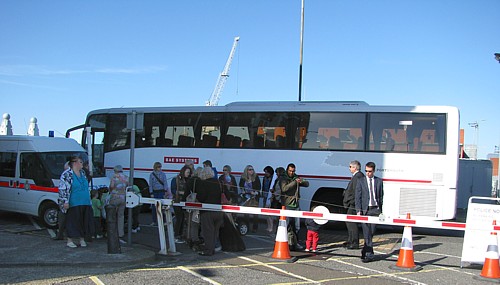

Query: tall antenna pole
<box><xmin>298</xmin><ymin>0</ymin><xmax>305</xmax><ymax>101</ymax></box>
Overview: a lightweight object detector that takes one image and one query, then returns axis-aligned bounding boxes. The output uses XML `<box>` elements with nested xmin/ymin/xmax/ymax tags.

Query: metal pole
<box><xmin>128</xmin><ymin>111</ymin><xmax>136</xmax><ymax>246</ymax></box>
<box><xmin>298</xmin><ymin>0</ymin><xmax>305</xmax><ymax>102</ymax></box>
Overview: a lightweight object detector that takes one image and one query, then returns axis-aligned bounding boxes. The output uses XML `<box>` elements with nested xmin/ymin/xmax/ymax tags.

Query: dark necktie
<box><xmin>369</xmin><ymin>178</ymin><xmax>375</xmax><ymax>206</ymax></box>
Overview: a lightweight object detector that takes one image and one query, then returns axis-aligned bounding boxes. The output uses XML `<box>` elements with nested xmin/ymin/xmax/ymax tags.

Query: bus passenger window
<box><xmin>177</xmin><ymin>135</ymin><xmax>194</xmax><ymax>147</ymax></box>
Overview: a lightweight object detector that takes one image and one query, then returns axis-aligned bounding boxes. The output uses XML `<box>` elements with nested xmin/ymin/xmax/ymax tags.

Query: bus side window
<box><xmin>276</xmin><ymin>135</ymin><xmax>286</xmax><ymax>148</ymax></box>
<box><xmin>201</xmin><ymin>134</ymin><xmax>217</xmax><ymax>147</ymax></box>
<box><xmin>177</xmin><ymin>135</ymin><xmax>194</xmax><ymax>147</ymax></box>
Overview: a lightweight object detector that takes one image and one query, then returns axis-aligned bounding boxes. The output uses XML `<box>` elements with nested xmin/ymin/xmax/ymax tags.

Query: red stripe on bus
<box><xmin>261</xmin><ymin>208</ymin><xmax>281</xmax><ymax>214</ymax></box>
<box><xmin>393</xmin><ymin>219</ymin><xmax>416</xmax><ymax>224</ymax></box>
<box><xmin>302</xmin><ymin>212</ymin><xmax>323</xmax><ymax>218</ymax></box>
<box><xmin>442</xmin><ymin>222</ymin><xmax>466</xmax><ymax>229</ymax></box>
<box><xmin>106</xmin><ymin>167</ymin><xmax>433</xmax><ymax>184</ymax></box>
<box><xmin>494</xmin><ymin>226</ymin><xmax>500</xmax><ymax>231</ymax></box>
<box><xmin>347</xmin><ymin>215</ymin><xmax>368</xmax><ymax>221</ymax></box>
<box><xmin>382</xmin><ymin>178</ymin><xmax>432</xmax><ymax>183</ymax></box>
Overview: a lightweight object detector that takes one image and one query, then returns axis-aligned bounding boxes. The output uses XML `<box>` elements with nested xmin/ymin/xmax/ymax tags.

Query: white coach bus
<box><xmin>67</xmin><ymin>101</ymin><xmax>460</xmax><ymax>221</ymax></box>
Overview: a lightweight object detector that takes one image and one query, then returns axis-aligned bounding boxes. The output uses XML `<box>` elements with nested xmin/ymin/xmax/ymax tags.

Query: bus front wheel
<box><xmin>39</xmin><ymin>201</ymin><xmax>59</xmax><ymax>229</ymax></box>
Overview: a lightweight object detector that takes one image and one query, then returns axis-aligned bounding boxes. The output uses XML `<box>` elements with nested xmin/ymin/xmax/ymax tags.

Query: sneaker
<box><xmin>305</xmin><ymin>248</ymin><xmax>310</xmax><ymax>252</ymax></box>
<box><xmin>96</xmin><ymin>235</ymin><xmax>103</xmax><ymax>239</ymax></box>
<box><xmin>67</xmin><ymin>241</ymin><xmax>77</xmax><ymax>248</ymax></box>
<box><xmin>136</xmin><ymin>226</ymin><xmax>141</xmax><ymax>231</ymax></box>
<box><xmin>175</xmin><ymin>238</ymin><xmax>185</xmax><ymax>244</ymax></box>
<box><xmin>132</xmin><ymin>228</ymin><xmax>138</xmax><ymax>233</ymax></box>
<box><xmin>80</xmin><ymin>240</ymin><xmax>87</xmax><ymax>247</ymax></box>
<box><xmin>311</xmin><ymin>249</ymin><xmax>317</xmax><ymax>253</ymax></box>
<box><xmin>215</xmin><ymin>246</ymin><xmax>222</xmax><ymax>252</ymax></box>
<box><xmin>119</xmin><ymin>239</ymin><xmax>127</xmax><ymax>244</ymax></box>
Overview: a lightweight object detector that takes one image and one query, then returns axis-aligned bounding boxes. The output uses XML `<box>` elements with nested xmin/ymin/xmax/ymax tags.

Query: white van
<box><xmin>0</xmin><ymin>135</ymin><xmax>100</xmax><ymax>228</ymax></box>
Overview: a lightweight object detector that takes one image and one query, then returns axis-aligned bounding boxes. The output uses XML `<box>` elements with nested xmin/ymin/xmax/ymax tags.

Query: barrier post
<box><xmin>105</xmin><ymin>205</ymin><xmax>121</xmax><ymax>254</ymax></box>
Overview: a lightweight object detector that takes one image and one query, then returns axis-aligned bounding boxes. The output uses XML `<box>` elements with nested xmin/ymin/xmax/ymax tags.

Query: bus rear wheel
<box><xmin>311</xmin><ymin>189</ymin><xmax>345</xmax><ymax>229</ymax></box>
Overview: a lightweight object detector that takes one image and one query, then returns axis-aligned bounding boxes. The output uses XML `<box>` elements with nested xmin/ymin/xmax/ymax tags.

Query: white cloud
<box><xmin>0</xmin><ymin>65</ymin><xmax>167</xmax><ymax>76</ymax></box>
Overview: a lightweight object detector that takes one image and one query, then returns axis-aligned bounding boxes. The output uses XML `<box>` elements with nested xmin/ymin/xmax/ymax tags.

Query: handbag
<box><xmin>243</xmin><ymin>196</ymin><xmax>259</xmax><ymax>207</ymax></box>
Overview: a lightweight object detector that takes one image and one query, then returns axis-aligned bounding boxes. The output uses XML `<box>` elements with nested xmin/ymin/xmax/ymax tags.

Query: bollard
<box><xmin>105</xmin><ymin>205</ymin><xmax>121</xmax><ymax>254</ymax></box>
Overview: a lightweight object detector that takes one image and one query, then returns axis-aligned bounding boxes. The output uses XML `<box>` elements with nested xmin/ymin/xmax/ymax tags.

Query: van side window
<box><xmin>20</xmin><ymin>153</ymin><xmax>53</xmax><ymax>187</ymax></box>
<box><xmin>0</xmin><ymin>152</ymin><xmax>16</xmax><ymax>177</ymax></box>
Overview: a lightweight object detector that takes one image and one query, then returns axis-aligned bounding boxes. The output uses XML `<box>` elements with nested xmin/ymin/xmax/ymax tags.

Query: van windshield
<box><xmin>38</xmin><ymin>152</ymin><xmax>89</xmax><ymax>179</ymax></box>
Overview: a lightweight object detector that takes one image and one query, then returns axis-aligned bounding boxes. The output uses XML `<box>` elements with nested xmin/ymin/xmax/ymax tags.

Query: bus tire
<box><xmin>39</xmin><ymin>201</ymin><xmax>59</xmax><ymax>229</ymax></box>
<box><xmin>311</xmin><ymin>188</ymin><xmax>345</xmax><ymax>229</ymax></box>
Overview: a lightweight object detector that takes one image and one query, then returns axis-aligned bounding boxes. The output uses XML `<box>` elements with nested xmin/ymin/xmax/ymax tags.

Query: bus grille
<box><xmin>399</xmin><ymin>188</ymin><xmax>437</xmax><ymax>217</ymax></box>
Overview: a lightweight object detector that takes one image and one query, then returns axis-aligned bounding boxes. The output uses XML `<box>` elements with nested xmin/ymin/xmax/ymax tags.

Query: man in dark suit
<box><xmin>343</xmin><ymin>160</ymin><xmax>364</xmax><ymax>249</ymax></box>
<box><xmin>355</xmin><ymin>161</ymin><xmax>384</xmax><ymax>263</ymax></box>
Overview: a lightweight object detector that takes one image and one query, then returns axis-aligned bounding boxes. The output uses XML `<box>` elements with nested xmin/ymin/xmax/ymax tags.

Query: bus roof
<box><xmin>86</xmin><ymin>101</ymin><xmax>458</xmax><ymax>117</ymax></box>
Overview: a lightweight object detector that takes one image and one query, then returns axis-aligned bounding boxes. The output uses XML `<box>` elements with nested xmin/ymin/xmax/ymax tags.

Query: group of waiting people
<box><xmin>161</xmin><ymin>159</ymin><xmax>312</xmax><ymax>255</ymax></box>
<box><xmin>56</xmin><ymin>156</ymin><xmax>139</xmax><ymax>248</ymax></box>
<box><xmin>55</xmin><ymin>156</ymin><xmax>382</xmax><ymax>262</ymax></box>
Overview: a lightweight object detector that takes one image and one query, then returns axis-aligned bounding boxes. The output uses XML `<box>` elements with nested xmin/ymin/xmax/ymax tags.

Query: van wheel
<box><xmin>39</xmin><ymin>202</ymin><xmax>58</xmax><ymax>229</ymax></box>
<box><xmin>238</xmin><ymin>221</ymin><xmax>248</xmax><ymax>236</ymax></box>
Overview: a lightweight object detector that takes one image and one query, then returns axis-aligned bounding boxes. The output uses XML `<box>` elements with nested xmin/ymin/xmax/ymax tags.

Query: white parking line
<box><xmin>238</xmin><ymin>256</ymin><xmax>320</xmax><ymax>284</ymax></box>
<box><xmin>390</xmin><ymin>252</ymin><xmax>476</xmax><ymax>276</ymax></box>
<box><xmin>89</xmin><ymin>276</ymin><xmax>105</xmax><ymax>285</ymax></box>
<box><xmin>330</xmin><ymin>258</ymin><xmax>428</xmax><ymax>285</ymax></box>
<box><xmin>178</xmin><ymin>265</ymin><xmax>221</xmax><ymax>285</ymax></box>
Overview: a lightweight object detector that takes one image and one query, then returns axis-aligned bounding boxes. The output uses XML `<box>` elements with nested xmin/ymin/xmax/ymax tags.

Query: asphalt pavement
<box><xmin>0</xmin><ymin>221</ymin><xmax>214</xmax><ymax>267</ymax></box>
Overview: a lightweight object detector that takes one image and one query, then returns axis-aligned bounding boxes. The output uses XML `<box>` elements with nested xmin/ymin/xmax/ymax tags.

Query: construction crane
<box><xmin>206</xmin><ymin>36</ymin><xmax>240</xmax><ymax>106</ymax></box>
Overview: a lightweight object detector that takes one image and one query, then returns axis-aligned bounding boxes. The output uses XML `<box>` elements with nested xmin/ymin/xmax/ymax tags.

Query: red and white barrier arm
<box><xmin>176</xmin><ymin>201</ymin><xmax>470</xmax><ymax>232</ymax></box>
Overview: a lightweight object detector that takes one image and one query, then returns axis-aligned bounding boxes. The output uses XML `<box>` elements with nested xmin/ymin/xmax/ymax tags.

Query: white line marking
<box><xmin>387</xmin><ymin>253</ymin><xmax>476</xmax><ymax>276</ymax></box>
<box><xmin>416</xmin><ymin>251</ymin><xmax>461</xmax><ymax>259</ymax></box>
<box><xmin>330</xmin><ymin>258</ymin><xmax>428</xmax><ymax>285</ymax></box>
<box><xmin>89</xmin><ymin>276</ymin><xmax>105</xmax><ymax>285</ymax></box>
<box><xmin>238</xmin><ymin>256</ymin><xmax>320</xmax><ymax>284</ymax></box>
<box><xmin>178</xmin><ymin>265</ymin><xmax>221</xmax><ymax>285</ymax></box>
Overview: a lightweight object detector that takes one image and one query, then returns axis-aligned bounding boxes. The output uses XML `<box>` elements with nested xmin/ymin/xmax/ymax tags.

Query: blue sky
<box><xmin>1</xmin><ymin>1</ymin><xmax>499</xmax><ymax>159</ymax></box>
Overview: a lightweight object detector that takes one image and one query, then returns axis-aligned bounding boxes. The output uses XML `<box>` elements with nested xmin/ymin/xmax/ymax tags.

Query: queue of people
<box><xmin>55</xmin><ymin>155</ymin><xmax>383</xmax><ymax>263</ymax></box>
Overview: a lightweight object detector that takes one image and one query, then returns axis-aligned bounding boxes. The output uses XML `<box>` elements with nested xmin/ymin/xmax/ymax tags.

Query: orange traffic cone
<box><xmin>475</xmin><ymin>220</ymin><xmax>500</xmax><ymax>281</ymax></box>
<box><xmin>390</xmin><ymin>213</ymin><xmax>422</xmax><ymax>271</ymax></box>
<box><xmin>271</xmin><ymin>206</ymin><xmax>297</xmax><ymax>263</ymax></box>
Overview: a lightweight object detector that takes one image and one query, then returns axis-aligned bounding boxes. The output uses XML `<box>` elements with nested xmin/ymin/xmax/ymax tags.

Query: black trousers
<box><xmin>345</xmin><ymin>207</ymin><xmax>359</xmax><ymax>245</ymax></box>
<box><xmin>361</xmin><ymin>206</ymin><xmax>380</xmax><ymax>256</ymax></box>
<box><xmin>200</xmin><ymin>211</ymin><xmax>224</xmax><ymax>255</ymax></box>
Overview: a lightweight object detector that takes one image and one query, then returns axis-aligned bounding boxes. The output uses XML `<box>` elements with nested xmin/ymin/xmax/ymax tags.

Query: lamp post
<box><xmin>495</xmin><ymin>53</ymin><xmax>500</xmax><ymax>195</ymax></box>
<box><xmin>298</xmin><ymin>0</ymin><xmax>305</xmax><ymax>102</ymax></box>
